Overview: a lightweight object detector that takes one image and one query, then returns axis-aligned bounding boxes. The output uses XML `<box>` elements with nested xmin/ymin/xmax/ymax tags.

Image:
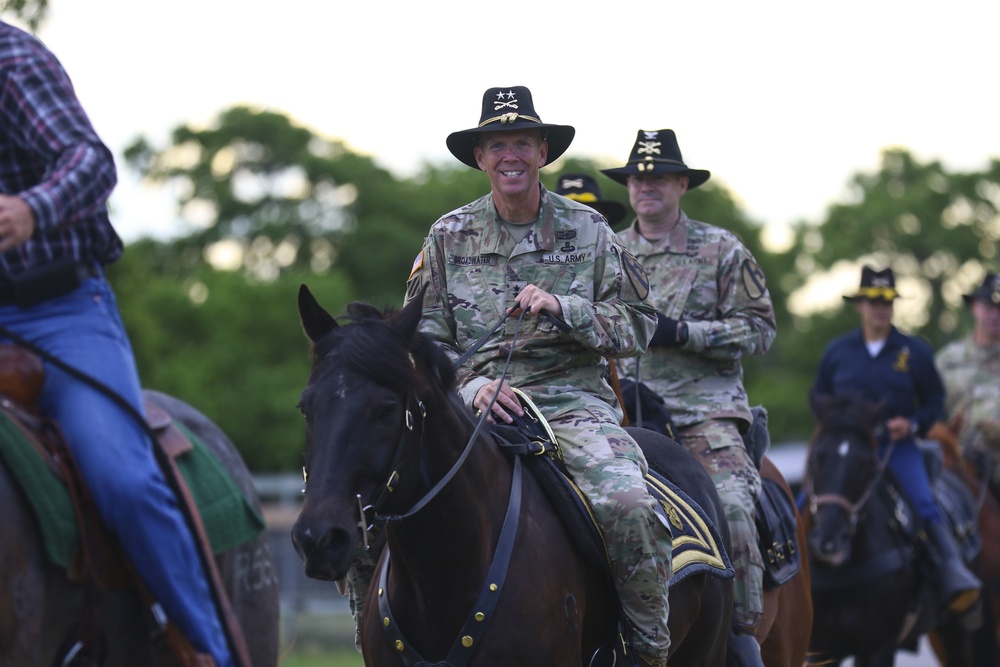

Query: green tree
<box><xmin>125</xmin><ymin>107</ymin><xmax>492</xmax><ymax>307</ymax></box>
<box><xmin>1</xmin><ymin>0</ymin><xmax>48</xmax><ymax>30</ymax></box>
<box><xmin>760</xmin><ymin>149</ymin><xmax>1000</xmax><ymax>442</ymax></box>
<box><xmin>109</xmin><ymin>240</ymin><xmax>353</xmax><ymax>470</ymax></box>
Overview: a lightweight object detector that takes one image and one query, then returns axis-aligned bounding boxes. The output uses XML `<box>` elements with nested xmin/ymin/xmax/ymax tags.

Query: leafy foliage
<box><xmin>116</xmin><ymin>106</ymin><xmax>1000</xmax><ymax>470</ymax></box>
<box><xmin>109</xmin><ymin>241</ymin><xmax>353</xmax><ymax>470</ymax></box>
<box><xmin>1</xmin><ymin>0</ymin><xmax>48</xmax><ymax>31</ymax></box>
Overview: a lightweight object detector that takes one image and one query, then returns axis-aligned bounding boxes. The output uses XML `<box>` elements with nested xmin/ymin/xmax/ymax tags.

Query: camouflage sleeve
<box><xmin>404</xmin><ymin>233</ymin><xmax>459</xmax><ymax>361</ymax></box>
<box><xmin>935</xmin><ymin>343</ymin><xmax>965</xmax><ymax>420</ymax></box>
<box><xmin>683</xmin><ymin>241</ymin><xmax>776</xmax><ymax>359</ymax></box>
<box><xmin>403</xmin><ymin>231</ymin><xmax>490</xmax><ymax>405</ymax></box>
<box><xmin>554</xmin><ymin>224</ymin><xmax>656</xmax><ymax>358</ymax></box>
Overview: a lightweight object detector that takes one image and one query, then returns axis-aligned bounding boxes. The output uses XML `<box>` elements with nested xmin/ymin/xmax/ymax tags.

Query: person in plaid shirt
<box><xmin>0</xmin><ymin>20</ymin><xmax>236</xmax><ymax>667</ymax></box>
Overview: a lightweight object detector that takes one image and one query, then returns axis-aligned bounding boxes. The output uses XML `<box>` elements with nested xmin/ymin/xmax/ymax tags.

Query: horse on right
<box><xmin>803</xmin><ymin>392</ymin><xmax>981</xmax><ymax>666</ymax></box>
<box><xmin>927</xmin><ymin>418</ymin><xmax>1000</xmax><ymax>666</ymax></box>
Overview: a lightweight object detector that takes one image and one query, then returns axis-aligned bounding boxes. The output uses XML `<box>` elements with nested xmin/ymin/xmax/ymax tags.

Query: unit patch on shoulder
<box><xmin>742</xmin><ymin>259</ymin><xmax>766</xmax><ymax>300</ymax></box>
<box><xmin>620</xmin><ymin>247</ymin><xmax>650</xmax><ymax>301</ymax></box>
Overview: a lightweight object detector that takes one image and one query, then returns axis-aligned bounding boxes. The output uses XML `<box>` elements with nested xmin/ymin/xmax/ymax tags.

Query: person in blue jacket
<box><xmin>813</xmin><ymin>265</ymin><xmax>980</xmax><ymax>614</ymax></box>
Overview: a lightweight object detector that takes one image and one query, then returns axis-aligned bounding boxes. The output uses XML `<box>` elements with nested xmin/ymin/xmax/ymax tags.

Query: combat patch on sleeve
<box><xmin>620</xmin><ymin>247</ymin><xmax>650</xmax><ymax>301</ymax></box>
<box><xmin>742</xmin><ymin>259</ymin><xmax>766</xmax><ymax>300</ymax></box>
<box><xmin>405</xmin><ymin>272</ymin><xmax>423</xmax><ymax>303</ymax></box>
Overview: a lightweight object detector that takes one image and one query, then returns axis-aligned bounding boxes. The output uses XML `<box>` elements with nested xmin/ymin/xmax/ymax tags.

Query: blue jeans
<box><xmin>0</xmin><ymin>274</ymin><xmax>234</xmax><ymax>667</ymax></box>
<box><xmin>880</xmin><ymin>437</ymin><xmax>941</xmax><ymax>524</ymax></box>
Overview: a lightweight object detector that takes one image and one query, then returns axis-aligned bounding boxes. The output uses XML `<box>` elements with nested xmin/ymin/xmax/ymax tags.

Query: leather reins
<box><xmin>336</xmin><ymin>308</ymin><xmax>529</xmax><ymax>540</ymax></box>
<box><xmin>806</xmin><ymin>436</ymin><xmax>896</xmax><ymax>531</ymax></box>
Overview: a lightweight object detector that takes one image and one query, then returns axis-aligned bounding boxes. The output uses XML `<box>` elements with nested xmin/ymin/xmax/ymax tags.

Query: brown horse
<box><xmin>617</xmin><ymin>373</ymin><xmax>813</xmax><ymax>667</ymax></box>
<box><xmin>0</xmin><ymin>378</ymin><xmax>281</xmax><ymax>666</ymax></box>
<box><xmin>291</xmin><ymin>286</ymin><xmax>736</xmax><ymax>666</ymax></box>
<box><xmin>756</xmin><ymin>456</ymin><xmax>813</xmax><ymax>667</ymax></box>
<box><xmin>804</xmin><ymin>393</ymin><xmax>978</xmax><ymax>666</ymax></box>
<box><xmin>927</xmin><ymin>420</ymin><xmax>1000</xmax><ymax>666</ymax></box>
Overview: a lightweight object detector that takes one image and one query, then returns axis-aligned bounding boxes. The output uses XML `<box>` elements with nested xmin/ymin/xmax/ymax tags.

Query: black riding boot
<box><xmin>924</xmin><ymin>521</ymin><xmax>981</xmax><ymax>613</ymax></box>
<box><xmin>727</xmin><ymin>630</ymin><xmax>764</xmax><ymax>667</ymax></box>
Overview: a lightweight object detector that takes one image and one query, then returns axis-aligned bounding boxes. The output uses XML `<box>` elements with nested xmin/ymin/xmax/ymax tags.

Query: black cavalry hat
<box><xmin>963</xmin><ymin>273</ymin><xmax>1000</xmax><ymax>305</ymax></box>
<box><xmin>601</xmin><ymin>129</ymin><xmax>711</xmax><ymax>189</ymax></box>
<box><xmin>843</xmin><ymin>265</ymin><xmax>901</xmax><ymax>302</ymax></box>
<box><xmin>446</xmin><ymin>86</ymin><xmax>575</xmax><ymax>170</ymax></box>
<box><xmin>555</xmin><ymin>172</ymin><xmax>627</xmax><ymax>226</ymax></box>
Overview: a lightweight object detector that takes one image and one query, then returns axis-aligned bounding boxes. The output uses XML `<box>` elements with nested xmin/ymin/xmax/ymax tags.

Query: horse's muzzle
<box><xmin>290</xmin><ymin>518</ymin><xmax>356</xmax><ymax>581</ymax></box>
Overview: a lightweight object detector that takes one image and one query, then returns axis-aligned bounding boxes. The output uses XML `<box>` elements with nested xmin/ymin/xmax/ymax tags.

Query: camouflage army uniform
<box><xmin>401</xmin><ymin>184</ymin><xmax>672</xmax><ymax>659</ymax></box>
<box><xmin>937</xmin><ymin>335</ymin><xmax>1000</xmax><ymax>467</ymax></box>
<box><xmin>617</xmin><ymin>211</ymin><xmax>776</xmax><ymax>632</ymax></box>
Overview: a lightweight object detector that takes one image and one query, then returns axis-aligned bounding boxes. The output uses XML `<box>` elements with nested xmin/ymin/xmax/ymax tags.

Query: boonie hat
<box><xmin>601</xmin><ymin>129</ymin><xmax>710</xmax><ymax>189</ymax></box>
<box><xmin>555</xmin><ymin>172</ymin><xmax>627</xmax><ymax>226</ymax></box>
<box><xmin>963</xmin><ymin>273</ymin><xmax>1000</xmax><ymax>305</ymax></box>
<box><xmin>843</xmin><ymin>265</ymin><xmax>901</xmax><ymax>302</ymax></box>
<box><xmin>446</xmin><ymin>86</ymin><xmax>575</xmax><ymax>170</ymax></box>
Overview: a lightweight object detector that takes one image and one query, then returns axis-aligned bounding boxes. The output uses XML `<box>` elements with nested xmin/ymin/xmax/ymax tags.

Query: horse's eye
<box><xmin>372</xmin><ymin>400</ymin><xmax>399</xmax><ymax>424</ymax></box>
<box><xmin>296</xmin><ymin>400</ymin><xmax>306</xmax><ymax>416</ymax></box>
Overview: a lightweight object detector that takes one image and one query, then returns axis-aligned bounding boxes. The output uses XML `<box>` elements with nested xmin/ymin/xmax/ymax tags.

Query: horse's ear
<box><xmin>391</xmin><ymin>284</ymin><xmax>428</xmax><ymax>342</ymax></box>
<box><xmin>298</xmin><ymin>284</ymin><xmax>338</xmax><ymax>343</ymax></box>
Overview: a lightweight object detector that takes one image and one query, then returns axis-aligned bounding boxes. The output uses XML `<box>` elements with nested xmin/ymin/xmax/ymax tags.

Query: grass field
<box><xmin>275</xmin><ymin>612</ymin><xmax>363</xmax><ymax>667</ymax></box>
<box><xmin>277</xmin><ymin>648</ymin><xmax>363</xmax><ymax>667</ymax></box>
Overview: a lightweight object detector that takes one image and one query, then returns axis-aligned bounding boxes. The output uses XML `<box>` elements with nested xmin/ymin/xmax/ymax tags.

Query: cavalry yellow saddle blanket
<box><xmin>498</xmin><ymin>388</ymin><xmax>734</xmax><ymax>586</ymax></box>
<box><xmin>0</xmin><ymin>402</ymin><xmax>264</xmax><ymax>570</ymax></box>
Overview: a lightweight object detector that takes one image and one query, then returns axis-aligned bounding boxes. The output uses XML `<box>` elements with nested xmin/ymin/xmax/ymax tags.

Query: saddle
<box><xmin>619</xmin><ymin>378</ymin><xmax>680</xmax><ymax>442</ymax></box>
<box><xmin>920</xmin><ymin>440</ymin><xmax>981</xmax><ymax>563</ymax></box>
<box><xmin>0</xmin><ymin>344</ymin><xmax>261</xmax><ymax>667</ymax></box>
<box><xmin>491</xmin><ymin>389</ymin><xmax>734</xmax><ymax>586</ymax></box>
<box><xmin>743</xmin><ymin>406</ymin><xmax>803</xmax><ymax>588</ymax></box>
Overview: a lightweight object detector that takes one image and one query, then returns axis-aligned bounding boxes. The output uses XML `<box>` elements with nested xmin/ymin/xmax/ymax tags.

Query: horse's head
<box><xmin>290</xmin><ymin>284</ymin><xmax>461</xmax><ymax>581</ymax></box>
<box><xmin>804</xmin><ymin>392</ymin><xmax>884</xmax><ymax>566</ymax></box>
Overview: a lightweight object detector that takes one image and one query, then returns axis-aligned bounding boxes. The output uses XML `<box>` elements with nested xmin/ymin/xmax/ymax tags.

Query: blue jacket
<box><xmin>814</xmin><ymin>326</ymin><xmax>945</xmax><ymax>438</ymax></box>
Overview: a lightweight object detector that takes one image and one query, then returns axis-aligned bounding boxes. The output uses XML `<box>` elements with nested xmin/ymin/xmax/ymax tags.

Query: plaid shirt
<box><xmin>0</xmin><ymin>21</ymin><xmax>122</xmax><ymax>278</ymax></box>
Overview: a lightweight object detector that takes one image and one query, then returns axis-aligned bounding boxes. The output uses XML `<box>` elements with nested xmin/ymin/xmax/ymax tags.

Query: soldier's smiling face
<box><xmin>474</xmin><ymin>129</ymin><xmax>547</xmax><ymax>203</ymax></box>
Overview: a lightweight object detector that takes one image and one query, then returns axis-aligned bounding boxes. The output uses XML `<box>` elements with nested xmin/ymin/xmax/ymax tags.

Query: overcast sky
<box><xmin>9</xmin><ymin>0</ymin><xmax>999</xmax><ymax>246</ymax></box>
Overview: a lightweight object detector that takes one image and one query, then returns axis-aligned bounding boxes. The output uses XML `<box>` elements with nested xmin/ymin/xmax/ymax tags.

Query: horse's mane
<box><xmin>809</xmin><ymin>392</ymin><xmax>882</xmax><ymax>452</ymax></box>
<box><xmin>311</xmin><ymin>301</ymin><xmax>458</xmax><ymax>398</ymax></box>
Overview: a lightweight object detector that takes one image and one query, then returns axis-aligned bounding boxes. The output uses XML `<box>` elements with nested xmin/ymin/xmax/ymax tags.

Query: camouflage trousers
<box><xmin>677</xmin><ymin>418</ymin><xmax>764</xmax><ymax>632</ymax></box>
<box><xmin>549</xmin><ymin>408</ymin><xmax>673</xmax><ymax>660</ymax></box>
<box><xmin>345</xmin><ymin>548</ymin><xmax>377</xmax><ymax>652</ymax></box>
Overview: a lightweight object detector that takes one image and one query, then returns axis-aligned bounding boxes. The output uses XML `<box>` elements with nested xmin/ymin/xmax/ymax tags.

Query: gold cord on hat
<box><xmin>478</xmin><ymin>113</ymin><xmax>542</xmax><ymax>128</ymax></box>
<box><xmin>856</xmin><ymin>287</ymin><xmax>899</xmax><ymax>301</ymax></box>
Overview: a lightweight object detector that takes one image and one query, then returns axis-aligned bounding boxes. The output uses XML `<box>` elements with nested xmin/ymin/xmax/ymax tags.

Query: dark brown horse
<box><xmin>927</xmin><ymin>420</ymin><xmax>1000</xmax><ymax>667</ymax></box>
<box><xmin>618</xmin><ymin>375</ymin><xmax>813</xmax><ymax>667</ymax></box>
<box><xmin>0</xmin><ymin>380</ymin><xmax>281</xmax><ymax>666</ymax></box>
<box><xmin>756</xmin><ymin>456</ymin><xmax>813</xmax><ymax>667</ymax></box>
<box><xmin>804</xmin><ymin>393</ymin><xmax>977</xmax><ymax>667</ymax></box>
<box><xmin>291</xmin><ymin>286</ymin><xmax>735</xmax><ymax>666</ymax></box>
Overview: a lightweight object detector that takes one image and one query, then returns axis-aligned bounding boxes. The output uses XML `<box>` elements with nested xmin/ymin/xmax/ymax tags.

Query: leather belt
<box><xmin>0</xmin><ymin>262</ymin><xmax>102</xmax><ymax>308</ymax></box>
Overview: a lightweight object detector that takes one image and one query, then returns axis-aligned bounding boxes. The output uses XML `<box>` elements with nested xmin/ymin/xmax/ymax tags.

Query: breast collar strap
<box><xmin>376</xmin><ymin>456</ymin><xmax>524</xmax><ymax>666</ymax></box>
